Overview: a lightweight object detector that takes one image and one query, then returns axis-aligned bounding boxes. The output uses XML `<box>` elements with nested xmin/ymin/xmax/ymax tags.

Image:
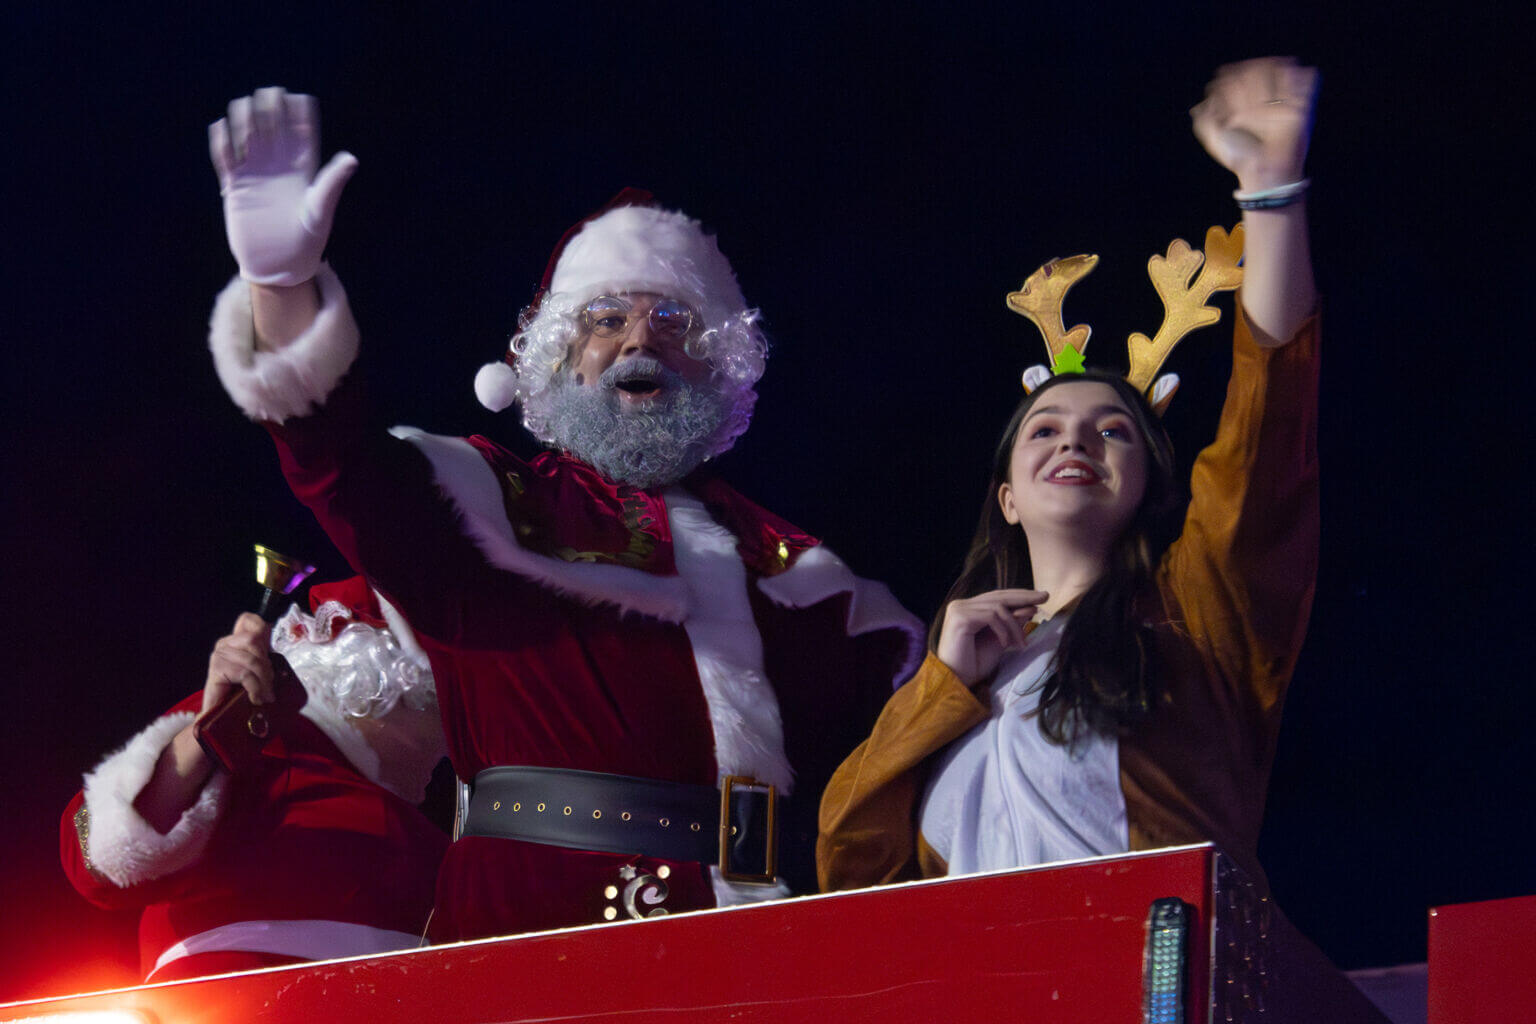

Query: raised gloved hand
<box><xmin>208</xmin><ymin>87</ymin><xmax>358</xmax><ymax>286</ymax></box>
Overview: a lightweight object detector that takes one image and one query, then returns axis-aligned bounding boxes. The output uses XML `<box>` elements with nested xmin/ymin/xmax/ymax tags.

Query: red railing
<box><xmin>0</xmin><ymin>844</ymin><xmax>1276</xmax><ymax>1023</ymax></box>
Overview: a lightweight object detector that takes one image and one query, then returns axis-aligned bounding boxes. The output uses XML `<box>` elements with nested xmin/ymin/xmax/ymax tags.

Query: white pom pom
<box><xmin>474</xmin><ymin>360</ymin><xmax>519</xmax><ymax>412</ymax></box>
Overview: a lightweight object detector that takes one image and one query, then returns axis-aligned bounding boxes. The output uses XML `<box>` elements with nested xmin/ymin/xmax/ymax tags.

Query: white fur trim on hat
<box><xmin>549</xmin><ymin>206</ymin><xmax>747</xmax><ymax>326</ymax></box>
<box><xmin>80</xmin><ymin>712</ymin><xmax>230</xmax><ymax>888</ymax></box>
<box><xmin>209</xmin><ymin>264</ymin><xmax>360</xmax><ymax>423</ymax></box>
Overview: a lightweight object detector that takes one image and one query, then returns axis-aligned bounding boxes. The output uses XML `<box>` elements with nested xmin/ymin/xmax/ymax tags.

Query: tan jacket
<box><xmin>819</xmin><ymin>311</ymin><xmax>1320</xmax><ymax>894</ymax></box>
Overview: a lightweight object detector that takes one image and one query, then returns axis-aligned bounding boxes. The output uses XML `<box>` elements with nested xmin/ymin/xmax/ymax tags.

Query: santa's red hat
<box><xmin>476</xmin><ymin>190</ymin><xmax>749</xmax><ymax>412</ymax></box>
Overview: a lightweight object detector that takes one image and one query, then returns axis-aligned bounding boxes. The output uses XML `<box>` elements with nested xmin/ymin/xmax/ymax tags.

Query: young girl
<box><xmin>819</xmin><ymin>57</ymin><xmax>1322</xmax><ymax>899</ymax></box>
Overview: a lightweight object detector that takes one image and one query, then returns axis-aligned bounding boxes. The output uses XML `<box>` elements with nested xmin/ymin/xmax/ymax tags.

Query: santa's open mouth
<box><xmin>614</xmin><ymin>377</ymin><xmax>661</xmax><ymax>397</ymax></box>
<box><xmin>603</xmin><ymin>356</ymin><xmax>672</xmax><ymax>401</ymax></box>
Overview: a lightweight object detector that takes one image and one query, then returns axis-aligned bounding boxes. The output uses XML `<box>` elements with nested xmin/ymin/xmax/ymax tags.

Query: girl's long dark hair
<box><xmin>930</xmin><ymin>372</ymin><xmax>1186</xmax><ymax>744</ymax></box>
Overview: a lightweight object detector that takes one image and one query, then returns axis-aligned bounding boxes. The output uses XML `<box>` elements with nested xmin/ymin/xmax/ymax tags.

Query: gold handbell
<box><xmin>253</xmin><ymin>544</ymin><xmax>316</xmax><ymax>620</ymax></box>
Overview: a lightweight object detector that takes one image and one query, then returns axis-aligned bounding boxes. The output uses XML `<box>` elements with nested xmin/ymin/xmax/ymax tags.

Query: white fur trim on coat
<box><xmin>390</xmin><ymin>427</ymin><xmax>692</xmax><ymax>621</ymax></box>
<box><xmin>756</xmin><ymin>546</ymin><xmax>926</xmax><ymax>685</ymax></box>
<box><xmin>150</xmin><ymin>920</ymin><xmax>423</xmax><ymax>979</ymax></box>
<box><xmin>209</xmin><ymin>264</ymin><xmax>360</xmax><ymax>423</ymax></box>
<box><xmin>81</xmin><ymin>712</ymin><xmax>230</xmax><ymax>888</ymax></box>
<box><xmin>664</xmin><ymin>489</ymin><xmax>791</xmax><ymax>794</ymax></box>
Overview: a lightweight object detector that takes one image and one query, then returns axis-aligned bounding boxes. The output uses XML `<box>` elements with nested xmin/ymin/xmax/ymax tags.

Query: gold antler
<box><xmin>1125</xmin><ymin>224</ymin><xmax>1245</xmax><ymax>392</ymax></box>
<box><xmin>1006</xmin><ymin>254</ymin><xmax>1098</xmax><ymax>373</ymax></box>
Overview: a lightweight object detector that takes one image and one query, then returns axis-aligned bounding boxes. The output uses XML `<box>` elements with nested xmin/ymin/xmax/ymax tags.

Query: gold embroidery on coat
<box><xmin>498</xmin><ymin>469</ymin><xmax>657</xmax><ymax>568</ymax></box>
<box><xmin>551</xmin><ymin>493</ymin><xmax>657</xmax><ymax>568</ymax></box>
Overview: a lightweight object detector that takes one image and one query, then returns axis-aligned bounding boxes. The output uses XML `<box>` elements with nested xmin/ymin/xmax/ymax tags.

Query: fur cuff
<box><xmin>208</xmin><ymin>264</ymin><xmax>360</xmax><ymax>423</ymax></box>
<box><xmin>757</xmin><ymin>546</ymin><xmax>925</xmax><ymax>684</ymax></box>
<box><xmin>81</xmin><ymin>712</ymin><xmax>229</xmax><ymax>888</ymax></box>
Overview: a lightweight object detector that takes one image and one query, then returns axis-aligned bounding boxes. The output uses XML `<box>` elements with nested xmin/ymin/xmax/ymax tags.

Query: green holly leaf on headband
<box><xmin>1052</xmin><ymin>343</ymin><xmax>1087</xmax><ymax>375</ymax></box>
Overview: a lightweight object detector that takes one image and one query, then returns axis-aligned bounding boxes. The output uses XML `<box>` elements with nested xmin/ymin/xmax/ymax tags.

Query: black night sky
<box><xmin>2</xmin><ymin>1</ymin><xmax>1529</xmax><ymax>999</ymax></box>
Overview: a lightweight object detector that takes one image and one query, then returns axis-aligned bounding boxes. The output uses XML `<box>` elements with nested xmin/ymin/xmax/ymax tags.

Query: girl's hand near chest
<box><xmin>936</xmin><ymin>589</ymin><xmax>1048</xmax><ymax>687</ymax></box>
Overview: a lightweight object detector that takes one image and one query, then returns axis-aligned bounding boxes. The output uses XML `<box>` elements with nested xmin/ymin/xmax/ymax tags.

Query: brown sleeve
<box><xmin>1161</xmin><ymin>307</ymin><xmax>1320</xmax><ymax>747</ymax></box>
<box><xmin>817</xmin><ymin>653</ymin><xmax>988</xmax><ymax>891</ymax></box>
<box><xmin>1121</xmin><ymin>310</ymin><xmax>1321</xmax><ymax>883</ymax></box>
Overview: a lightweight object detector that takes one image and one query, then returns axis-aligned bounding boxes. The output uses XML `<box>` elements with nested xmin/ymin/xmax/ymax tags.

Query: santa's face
<box><xmin>544</xmin><ymin>293</ymin><xmax>732</xmax><ymax>489</ymax></box>
<box><xmin>567</xmin><ymin>293</ymin><xmax>714</xmax><ymax>399</ymax></box>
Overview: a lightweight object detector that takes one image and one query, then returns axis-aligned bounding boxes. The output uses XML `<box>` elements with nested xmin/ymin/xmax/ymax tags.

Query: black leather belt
<box><xmin>458</xmin><ymin>767</ymin><xmax>779</xmax><ymax>884</ymax></box>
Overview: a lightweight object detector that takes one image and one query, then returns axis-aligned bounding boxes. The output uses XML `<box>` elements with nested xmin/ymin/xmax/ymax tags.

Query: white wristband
<box><xmin>1233</xmin><ymin>178</ymin><xmax>1310</xmax><ymax>210</ymax></box>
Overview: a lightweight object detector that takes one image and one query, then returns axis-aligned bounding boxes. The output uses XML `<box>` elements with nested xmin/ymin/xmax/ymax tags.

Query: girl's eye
<box><xmin>1101</xmin><ymin>423</ymin><xmax>1132</xmax><ymax>440</ymax></box>
<box><xmin>1029</xmin><ymin>425</ymin><xmax>1056</xmax><ymax>439</ymax></box>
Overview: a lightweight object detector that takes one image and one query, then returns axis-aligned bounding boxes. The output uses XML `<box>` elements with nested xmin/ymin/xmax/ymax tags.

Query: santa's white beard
<box><xmin>543</xmin><ymin>358</ymin><xmax>732</xmax><ymax>489</ymax></box>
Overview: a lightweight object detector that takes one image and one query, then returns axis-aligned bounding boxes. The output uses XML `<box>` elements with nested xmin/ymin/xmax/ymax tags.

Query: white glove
<box><xmin>208</xmin><ymin>87</ymin><xmax>358</xmax><ymax>286</ymax></box>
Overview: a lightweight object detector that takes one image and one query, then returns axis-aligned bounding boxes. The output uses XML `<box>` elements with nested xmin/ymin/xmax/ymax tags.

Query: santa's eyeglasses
<box><xmin>579</xmin><ymin>295</ymin><xmax>696</xmax><ymax>342</ymax></box>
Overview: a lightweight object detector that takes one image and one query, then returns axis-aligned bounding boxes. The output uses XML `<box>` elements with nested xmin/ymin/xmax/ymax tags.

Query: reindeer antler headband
<box><xmin>1005</xmin><ymin>224</ymin><xmax>1245</xmax><ymax>416</ymax></box>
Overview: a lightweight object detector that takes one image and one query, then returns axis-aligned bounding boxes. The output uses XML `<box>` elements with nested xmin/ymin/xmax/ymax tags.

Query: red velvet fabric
<box><xmin>266</xmin><ymin>384</ymin><xmax>911</xmax><ymax>940</ymax></box>
<box><xmin>61</xmin><ymin>699</ymin><xmax>447</xmax><ymax>980</ymax></box>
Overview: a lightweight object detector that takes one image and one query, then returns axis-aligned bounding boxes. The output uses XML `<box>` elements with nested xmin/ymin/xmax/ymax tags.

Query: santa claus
<box><xmin>205</xmin><ymin>88</ymin><xmax>922</xmax><ymax>940</ymax></box>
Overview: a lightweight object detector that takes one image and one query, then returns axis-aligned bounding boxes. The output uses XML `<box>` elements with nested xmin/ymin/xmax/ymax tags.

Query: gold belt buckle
<box><xmin>719</xmin><ymin>775</ymin><xmax>777</xmax><ymax>885</ymax></box>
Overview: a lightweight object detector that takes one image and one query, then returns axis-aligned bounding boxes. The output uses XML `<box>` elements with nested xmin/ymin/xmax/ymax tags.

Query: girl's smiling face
<box><xmin>998</xmin><ymin>379</ymin><xmax>1149</xmax><ymax>541</ymax></box>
